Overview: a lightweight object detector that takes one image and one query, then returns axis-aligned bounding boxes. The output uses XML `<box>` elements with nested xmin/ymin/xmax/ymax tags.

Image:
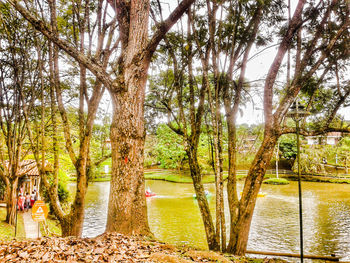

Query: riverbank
<box><xmin>0</xmin><ymin>232</ymin><xmax>286</xmax><ymax>262</ymax></box>
<box><xmin>280</xmin><ymin>174</ymin><xmax>350</xmax><ymax>184</ymax></box>
<box><xmin>145</xmin><ymin>169</ymin><xmax>350</xmax><ymax>184</ymax></box>
<box><xmin>69</xmin><ymin>168</ymin><xmax>350</xmax><ymax>184</ymax></box>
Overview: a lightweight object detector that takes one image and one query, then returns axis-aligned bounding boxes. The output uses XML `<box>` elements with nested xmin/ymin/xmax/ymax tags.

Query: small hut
<box><xmin>1</xmin><ymin>160</ymin><xmax>51</xmax><ymax>197</ymax></box>
<box><xmin>17</xmin><ymin>160</ymin><xmax>42</xmax><ymax>195</ymax></box>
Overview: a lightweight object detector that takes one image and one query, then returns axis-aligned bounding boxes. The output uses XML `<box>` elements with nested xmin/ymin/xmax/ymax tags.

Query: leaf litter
<box><xmin>0</xmin><ymin>232</ymin><xmax>287</xmax><ymax>262</ymax></box>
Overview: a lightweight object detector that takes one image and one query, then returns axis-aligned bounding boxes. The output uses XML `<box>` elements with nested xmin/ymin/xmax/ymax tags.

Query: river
<box><xmin>69</xmin><ymin>180</ymin><xmax>350</xmax><ymax>261</ymax></box>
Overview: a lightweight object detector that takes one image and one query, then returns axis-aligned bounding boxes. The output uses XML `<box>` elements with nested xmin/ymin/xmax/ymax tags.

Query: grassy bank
<box><xmin>144</xmin><ymin>169</ymin><xmax>234</xmax><ymax>183</ymax></box>
<box><xmin>69</xmin><ymin>168</ymin><xmax>350</xmax><ymax>185</ymax></box>
<box><xmin>282</xmin><ymin>174</ymin><xmax>350</xmax><ymax>184</ymax></box>
<box><xmin>0</xmin><ymin>207</ymin><xmax>26</xmax><ymax>240</ymax></box>
<box><xmin>145</xmin><ymin>169</ymin><xmax>277</xmax><ymax>183</ymax></box>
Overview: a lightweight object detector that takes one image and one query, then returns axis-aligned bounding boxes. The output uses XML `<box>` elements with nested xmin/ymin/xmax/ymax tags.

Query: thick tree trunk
<box><xmin>105</xmin><ymin>0</ymin><xmax>152</xmax><ymax>236</ymax></box>
<box><xmin>187</xmin><ymin>148</ymin><xmax>219</xmax><ymax>251</ymax></box>
<box><xmin>228</xmin><ymin>132</ymin><xmax>278</xmax><ymax>255</ymax></box>
<box><xmin>5</xmin><ymin>178</ymin><xmax>18</xmax><ymax>225</ymax></box>
<box><xmin>106</xmin><ymin>60</ymin><xmax>150</xmax><ymax>235</ymax></box>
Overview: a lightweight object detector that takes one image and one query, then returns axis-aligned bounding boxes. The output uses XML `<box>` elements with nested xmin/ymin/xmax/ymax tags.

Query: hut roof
<box><xmin>2</xmin><ymin>160</ymin><xmax>52</xmax><ymax>176</ymax></box>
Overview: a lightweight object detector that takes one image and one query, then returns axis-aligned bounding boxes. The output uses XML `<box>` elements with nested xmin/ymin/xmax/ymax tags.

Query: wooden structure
<box><xmin>17</xmin><ymin>160</ymin><xmax>42</xmax><ymax>195</ymax></box>
<box><xmin>0</xmin><ymin>160</ymin><xmax>51</xmax><ymax>200</ymax></box>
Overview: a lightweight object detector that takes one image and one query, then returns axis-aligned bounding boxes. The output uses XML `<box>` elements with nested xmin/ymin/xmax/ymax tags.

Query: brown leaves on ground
<box><xmin>185</xmin><ymin>250</ymin><xmax>232</xmax><ymax>263</ymax></box>
<box><xmin>0</xmin><ymin>232</ymin><xmax>232</xmax><ymax>262</ymax></box>
<box><xmin>0</xmin><ymin>233</ymin><xmax>287</xmax><ymax>262</ymax></box>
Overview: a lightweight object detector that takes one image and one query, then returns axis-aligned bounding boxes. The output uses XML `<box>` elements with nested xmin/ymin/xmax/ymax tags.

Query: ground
<box><xmin>0</xmin><ymin>233</ymin><xmax>287</xmax><ymax>263</ymax></box>
<box><xmin>0</xmin><ymin>207</ymin><xmax>25</xmax><ymax>240</ymax></box>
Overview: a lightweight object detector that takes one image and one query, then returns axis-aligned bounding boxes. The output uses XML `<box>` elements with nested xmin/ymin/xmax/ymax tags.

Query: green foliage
<box><xmin>155</xmin><ymin>124</ymin><xmax>186</xmax><ymax>169</ymax></box>
<box><xmin>41</xmin><ymin>169</ymin><xmax>70</xmax><ymax>212</ymax></box>
<box><xmin>292</xmin><ymin>146</ymin><xmax>326</xmax><ymax>174</ymax></box>
<box><xmin>263</xmin><ymin>178</ymin><xmax>289</xmax><ymax>185</ymax></box>
<box><xmin>279</xmin><ymin>135</ymin><xmax>297</xmax><ymax>160</ymax></box>
<box><xmin>57</xmin><ymin>182</ymin><xmax>69</xmax><ymax>203</ymax></box>
<box><xmin>90</xmin><ymin>112</ymin><xmax>111</xmax><ymax>161</ymax></box>
<box><xmin>144</xmin><ymin>135</ymin><xmax>158</xmax><ymax>167</ymax></box>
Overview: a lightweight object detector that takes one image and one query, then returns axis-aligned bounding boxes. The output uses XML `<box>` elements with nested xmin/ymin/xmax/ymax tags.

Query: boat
<box><xmin>145</xmin><ymin>189</ymin><xmax>156</xmax><ymax>197</ymax></box>
<box><xmin>193</xmin><ymin>190</ymin><xmax>211</xmax><ymax>199</ymax></box>
<box><xmin>240</xmin><ymin>191</ymin><xmax>266</xmax><ymax>197</ymax></box>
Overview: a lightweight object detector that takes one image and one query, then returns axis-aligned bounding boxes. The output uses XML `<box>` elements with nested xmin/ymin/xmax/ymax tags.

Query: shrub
<box><xmin>263</xmin><ymin>178</ymin><xmax>289</xmax><ymax>185</ymax></box>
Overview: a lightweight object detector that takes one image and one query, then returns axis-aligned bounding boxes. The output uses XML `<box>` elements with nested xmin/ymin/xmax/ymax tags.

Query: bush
<box><xmin>263</xmin><ymin>178</ymin><xmax>289</xmax><ymax>185</ymax></box>
<box><xmin>57</xmin><ymin>182</ymin><xmax>69</xmax><ymax>203</ymax></box>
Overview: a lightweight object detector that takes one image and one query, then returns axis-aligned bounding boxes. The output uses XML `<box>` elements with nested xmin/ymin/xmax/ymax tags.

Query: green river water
<box><xmin>71</xmin><ymin>180</ymin><xmax>350</xmax><ymax>261</ymax></box>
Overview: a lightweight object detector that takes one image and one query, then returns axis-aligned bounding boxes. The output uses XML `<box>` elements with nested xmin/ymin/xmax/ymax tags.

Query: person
<box><xmin>25</xmin><ymin>192</ymin><xmax>31</xmax><ymax>211</ymax></box>
<box><xmin>19</xmin><ymin>186</ymin><xmax>24</xmax><ymax>196</ymax></box>
<box><xmin>34</xmin><ymin>189</ymin><xmax>39</xmax><ymax>202</ymax></box>
<box><xmin>30</xmin><ymin>191</ymin><xmax>35</xmax><ymax>207</ymax></box>
<box><xmin>18</xmin><ymin>194</ymin><xmax>25</xmax><ymax>212</ymax></box>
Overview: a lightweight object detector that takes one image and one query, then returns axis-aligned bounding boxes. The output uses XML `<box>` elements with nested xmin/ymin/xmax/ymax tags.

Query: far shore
<box><xmin>68</xmin><ymin>168</ymin><xmax>350</xmax><ymax>184</ymax></box>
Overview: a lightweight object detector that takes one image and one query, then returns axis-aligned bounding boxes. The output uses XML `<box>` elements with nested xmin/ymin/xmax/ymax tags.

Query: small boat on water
<box><xmin>193</xmin><ymin>190</ymin><xmax>211</xmax><ymax>199</ymax></box>
<box><xmin>240</xmin><ymin>191</ymin><xmax>266</xmax><ymax>197</ymax></box>
<box><xmin>145</xmin><ymin>188</ymin><xmax>156</xmax><ymax>197</ymax></box>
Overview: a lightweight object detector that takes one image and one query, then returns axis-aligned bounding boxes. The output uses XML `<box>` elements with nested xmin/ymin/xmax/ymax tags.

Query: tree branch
<box><xmin>8</xmin><ymin>0</ymin><xmax>115</xmax><ymax>90</ymax></box>
<box><xmin>145</xmin><ymin>0</ymin><xmax>196</xmax><ymax>59</ymax></box>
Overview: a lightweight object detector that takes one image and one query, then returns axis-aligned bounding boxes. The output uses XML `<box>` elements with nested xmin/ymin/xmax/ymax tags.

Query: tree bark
<box><xmin>107</xmin><ymin>61</ymin><xmax>150</xmax><ymax>235</ymax></box>
<box><xmin>187</xmin><ymin>147</ymin><xmax>219</xmax><ymax>250</ymax></box>
<box><xmin>228</xmin><ymin>132</ymin><xmax>278</xmax><ymax>255</ymax></box>
<box><xmin>5</xmin><ymin>178</ymin><xmax>18</xmax><ymax>225</ymax></box>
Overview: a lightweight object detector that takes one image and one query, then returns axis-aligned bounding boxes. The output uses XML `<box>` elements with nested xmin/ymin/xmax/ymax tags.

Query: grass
<box><xmin>16</xmin><ymin>211</ymin><xmax>26</xmax><ymax>240</ymax></box>
<box><xmin>71</xmin><ymin>167</ymin><xmax>350</xmax><ymax>185</ymax></box>
<box><xmin>0</xmin><ymin>207</ymin><xmax>26</xmax><ymax>240</ymax></box>
<box><xmin>69</xmin><ymin>176</ymin><xmax>111</xmax><ymax>182</ymax></box>
<box><xmin>283</xmin><ymin>174</ymin><xmax>350</xmax><ymax>184</ymax></box>
<box><xmin>0</xmin><ymin>207</ymin><xmax>14</xmax><ymax>240</ymax></box>
<box><xmin>40</xmin><ymin>215</ymin><xmax>62</xmax><ymax>237</ymax></box>
<box><xmin>145</xmin><ymin>170</ymin><xmax>231</xmax><ymax>183</ymax></box>
<box><xmin>263</xmin><ymin>178</ymin><xmax>290</xmax><ymax>185</ymax></box>
<box><xmin>328</xmin><ymin>179</ymin><xmax>350</xmax><ymax>184</ymax></box>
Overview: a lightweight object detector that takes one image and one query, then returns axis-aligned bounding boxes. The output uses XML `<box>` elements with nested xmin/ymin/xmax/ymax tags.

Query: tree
<box><xmin>0</xmin><ymin>3</ymin><xmax>40</xmax><ymax>224</ymax></box>
<box><xmin>232</xmin><ymin>0</ymin><xmax>350</xmax><ymax>254</ymax></box>
<box><xmin>279</xmin><ymin>134</ymin><xmax>297</xmax><ymax>161</ymax></box>
<box><xmin>155</xmin><ymin>124</ymin><xmax>186</xmax><ymax>170</ymax></box>
<box><xmin>10</xmin><ymin>0</ymin><xmax>196</xmax><ymax>236</ymax></box>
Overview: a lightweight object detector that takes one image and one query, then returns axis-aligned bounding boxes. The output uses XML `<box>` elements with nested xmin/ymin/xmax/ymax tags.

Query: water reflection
<box><xmin>69</xmin><ymin>180</ymin><xmax>350</xmax><ymax>260</ymax></box>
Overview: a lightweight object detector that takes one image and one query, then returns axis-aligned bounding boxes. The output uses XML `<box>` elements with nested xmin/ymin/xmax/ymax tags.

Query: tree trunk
<box><xmin>62</xmin><ymin>162</ymin><xmax>88</xmax><ymax>237</ymax></box>
<box><xmin>106</xmin><ymin>60</ymin><xmax>150</xmax><ymax>236</ymax></box>
<box><xmin>228</xmin><ymin>132</ymin><xmax>278</xmax><ymax>255</ymax></box>
<box><xmin>226</xmin><ymin>118</ymin><xmax>239</xmax><ymax>251</ymax></box>
<box><xmin>187</xmin><ymin>147</ymin><xmax>219</xmax><ymax>251</ymax></box>
<box><xmin>5</xmin><ymin>178</ymin><xmax>18</xmax><ymax>225</ymax></box>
